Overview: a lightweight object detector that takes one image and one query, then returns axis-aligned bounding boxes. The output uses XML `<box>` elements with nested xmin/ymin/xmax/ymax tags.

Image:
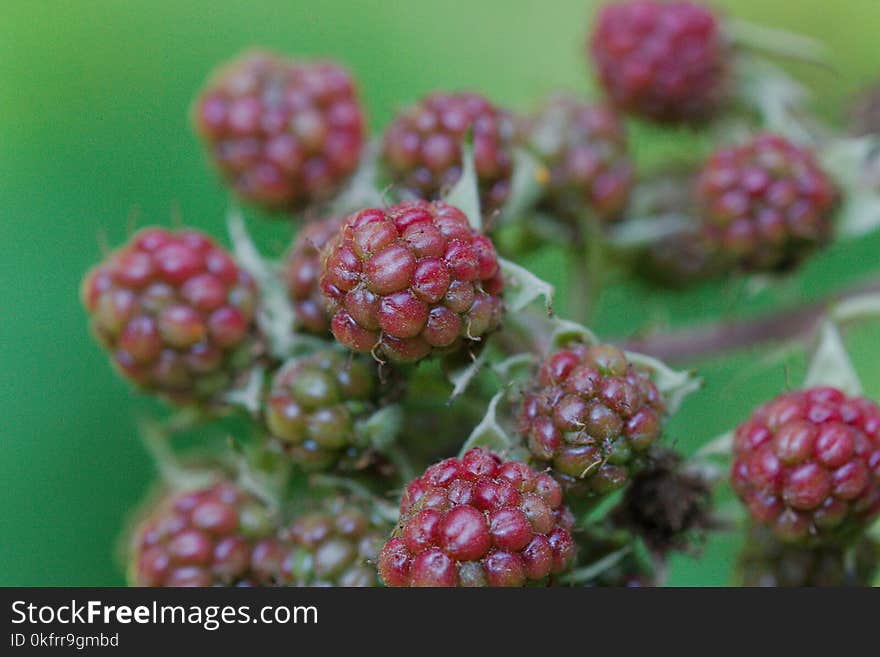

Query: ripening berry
<box><xmin>589</xmin><ymin>0</ymin><xmax>729</xmax><ymax>123</ymax></box>
<box><xmin>263</xmin><ymin>349</ymin><xmax>379</xmax><ymax>471</ymax></box>
<box><xmin>283</xmin><ymin>216</ymin><xmax>344</xmax><ymax>334</ymax></box>
<box><xmin>731</xmin><ymin>387</ymin><xmax>880</xmax><ymax>545</ymax></box>
<box><xmin>737</xmin><ymin>524</ymin><xmax>878</xmax><ymax>586</ymax></box>
<box><xmin>81</xmin><ymin>227</ymin><xmax>260</xmax><ymax>405</ymax></box>
<box><xmin>276</xmin><ymin>498</ymin><xmax>390</xmax><ymax>586</ymax></box>
<box><xmin>129</xmin><ymin>480</ymin><xmax>279</xmax><ymax>587</ymax></box>
<box><xmin>517</xmin><ymin>342</ymin><xmax>665</xmax><ymax>497</ymax></box>
<box><xmin>378</xmin><ymin>448</ymin><xmax>576</xmax><ymax>586</ymax></box>
<box><xmin>696</xmin><ymin>133</ymin><xmax>837</xmax><ymax>272</ymax></box>
<box><xmin>319</xmin><ymin>200</ymin><xmax>504</xmax><ymax>364</ymax></box>
<box><xmin>193</xmin><ymin>50</ymin><xmax>365</xmax><ymax>211</ymax></box>
<box><xmin>523</xmin><ymin>95</ymin><xmax>633</xmax><ymax>221</ymax></box>
<box><xmin>382</xmin><ymin>92</ymin><xmax>516</xmax><ymax>214</ymax></box>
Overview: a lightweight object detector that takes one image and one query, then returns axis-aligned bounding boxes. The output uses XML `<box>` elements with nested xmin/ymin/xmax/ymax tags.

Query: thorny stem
<box><xmin>617</xmin><ymin>278</ymin><xmax>880</xmax><ymax>365</ymax></box>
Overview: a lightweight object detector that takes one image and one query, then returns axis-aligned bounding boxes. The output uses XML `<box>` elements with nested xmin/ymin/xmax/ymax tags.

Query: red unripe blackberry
<box><xmin>697</xmin><ymin>133</ymin><xmax>837</xmax><ymax>271</ymax></box>
<box><xmin>523</xmin><ymin>95</ymin><xmax>633</xmax><ymax>221</ymax></box>
<box><xmin>737</xmin><ymin>525</ymin><xmax>878</xmax><ymax>587</ymax></box>
<box><xmin>382</xmin><ymin>92</ymin><xmax>516</xmax><ymax>214</ymax></box>
<box><xmin>589</xmin><ymin>0</ymin><xmax>729</xmax><ymax>123</ymax></box>
<box><xmin>193</xmin><ymin>50</ymin><xmax>365</xmax><ymax>211</ymax></box>
<box><xmin>378</xmin><ymin>448</ymin><xmax>576</xmax><ymax>586</ymax></box>
<box><xmin>129</xmin><ymin>480</ymin><xmax>279</xmax><ymax>587</ymax></box>
<box><xmin>283</xmin><ymin>216</ymin><xmax>344</xmax><ymax>334</ymax></box>
<box><xmin>276</xmin><ymin>498</ymin><xmax>389</xmax><ymax>586</ymax></box>
<box><xmin>731</xmin><ymin>387</ymin><xmax>880</xmax><ymax>545</ymax></box>
<box><xmin>518</xmin><ymin>343</ymin><xmax>665</xmax><ymax>497</ymax></box>
<box><xmin>263</xmin><ymin>349</ymin><xmax>378</xmax><ymax>471</ymax></box>
<box><xmin>81</xmin><ymin>227</ymin><xmax>260</xmax><ymax>405</ymax></box>
<box><xmin>320</xmin><ymin>200</ymin><xmax>504</xmax><ymax>364</ymax></box>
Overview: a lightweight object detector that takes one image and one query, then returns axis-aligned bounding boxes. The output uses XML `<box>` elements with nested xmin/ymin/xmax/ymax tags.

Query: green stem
<box><xmin>138</xmin><ymin>415</ymin><xmax>214</xmax><ymax>491</ymax></box>
<box><xmin>384</xmin><ymin>444</ymin><xmax>417</xmax><ymax>483</ymax></box>
<box><xmin>567</xmin><ymin>211</ymin><xmax>604</xmax><ymax>326</ymax></box>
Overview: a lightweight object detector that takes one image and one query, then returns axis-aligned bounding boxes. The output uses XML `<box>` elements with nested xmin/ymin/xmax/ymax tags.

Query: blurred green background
<box><xmin>2</xmin><ymin>0</ymin><xmax>879</xmax><ymax>586</ymax></box>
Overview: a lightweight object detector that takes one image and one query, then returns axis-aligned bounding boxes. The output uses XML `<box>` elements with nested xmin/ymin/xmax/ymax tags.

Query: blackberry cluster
<box><xmin>264</xmin><ymin>349</ymin><xmax>378</xmax><ymax>471</ymax></box>
<box><xmin>697</xmin><ymin>133</ymin><xmax>837</xmax><ymax>271</ymax></box>
<box><xmin>523</xmin><ymin>95</ymin><xmax>633</xmax><ymax>221</ymax></box>
<box><xmin>589</xmin><ymin>0</ymin><xmax>729</xmax><ymax>123</ymax></box>
<box><xmin>737</xmin><ymin>525</ymin><xmax>878</xmax><ymax>587</ymax></box>
<box><xmin>276</xmin><ymin>499</ymin><xmax>388</xmax><ymax>586</ymax></box>
<box><xmin>129</xmin><ymin>480</ymin><xmax>278</xmax><ymax>587</ymax></box>
<box><xmin>81</xmin><ymin>228</ymin><xmax>260</xmax><ymax>405</ymax></box>
<box><xmin>320</xmin><ymin>200</ymin><xmax>504</xmax><ymax>364</ymax></box>
<box><xmin>283</xmin><ymin>215</ymin><xmax>344</xmax><ymax>334</ymax></box>
<box><xmin>382</xmin><ymin>92</ymin><xmax>516</xmax><ymax>214</ymax></box>
<box><xmin>193</xmin><ymin>50</ymin><xmax>365</xmax><ymax>210</ymax></box>
<box><xmin>518</xmin><ymin>343</ymin><xmax>665</xmax><ymax>496</ymax></box>
<box><xmin>378</xmin><ymin>448</ymin><xmax>576</xmax><ymax>586</ymax></box>
<box><xmin>731</xmin><ymin>386</ymin><xmax>880</xmax><ymax>544</ymax></box>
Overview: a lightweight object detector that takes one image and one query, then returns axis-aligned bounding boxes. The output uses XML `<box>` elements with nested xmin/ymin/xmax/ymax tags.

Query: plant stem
<box><xmin>617</xmin><ymin>278</ymin><xmax>880</xmax><ymax>364</ymax></box>
<box><xmin>567</xmin><ymin>211</ymin><xmax>604</xmax><ymax>325</ymax></box>
<box><xmin>138</xmin><ymin>414</ymin><xmax>214</xmax><ymax>491</ymax></box>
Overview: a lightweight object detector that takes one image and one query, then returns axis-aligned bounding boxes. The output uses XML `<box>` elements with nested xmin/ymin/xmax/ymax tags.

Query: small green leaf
<box><xmin>692</xmin><ymin>430</ymin><xmax>734</xmax><ymax>462</ymax></box>
<box><xmin>445</xmin><ymin>140</ymin><xmax>482</xmax><ymax>231</ymax></box>
<box><xmin>559</xmin><ymin>547</ymin><xmax>631</xmax><ymax>585</ymax></box>
<box><xmin>606</xmin><ymin>214</ymin><xmax>695</xmax><ymax>249</ymax></box>
<box><xmin>330</xmin><ymin>138</ymin><xmax>385</xmax><ymax>215</ymax></box>
<box><xmin>459</xmin><ymin>389</ymin><xmax>515</xmax><ymax>455</ymax></box>
<box><xmin>734</xmin><ymin>53</ymin><xmax>821</xmax><ymax>145</ymax></box>
<box><xmin>499</xmin><ymin>256</ymin><xmax>554</xmax><ymax>314</ymax></box>
<box><xmin>836</xmin><ymin>192</ymin><xmax>880</xmax><ymax>240</ymax></box>
<box><xmin>221</xmin><ymin>365</ymin><xmax>265</xmax><ymax>415</ymax></box>
<box><xmin>227</xmin><ymin>208</ymin><xmax>297</xmax><ymax>359</ymax></box>
<box><xmin>726</xmin><ymin>18</ymin><xmax>831</xmax><ymax>68</ymax></box>
<box><xmin>491</xmin><ymin>352</ymin><xmax>535</xmax><ymax>382</ymax></box>
<box><xmin>625</xmin><ymin>350</ymin><xmax>703</xmax><ymax>415</ymax></box>
<box><xmin>448</xmin><ymin>349</ymin><xmax>488</xmax><ymax>400</ymax></box>
<box><xmin>821</xmin><ymin>137</ymin><xmax>880</xmax><ymax>239</ymax></box>
<box><xmin>803</xmin><ymin>320</ymin><xmax>862</xmax><ymax>396</ymax></box>
<box><xmin>496</xmin><ymin>147</ymin><xmax>547</xmax><ymax>226</ymax></box>
<box><xmin>832</xmin><ymin>292</ymin><xmax>880</xmax><ymax>324</ymax></box>
<box><xmin>548</xmin><ymin>317</ymin><xmax>599</xmax><ymax>350</ymax></box>
<box><xmin>356</xmin><ymin>404</ymin><xmax>403</xmax><ymax>452</ymax></box>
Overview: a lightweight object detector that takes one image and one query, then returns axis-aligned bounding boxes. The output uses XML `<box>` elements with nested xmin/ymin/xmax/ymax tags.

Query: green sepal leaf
<box><xmin>499</xmin><ymin>257</ymin><xmax>555</xmax><ymax>314</ymax></box>
<box><xmin>221</xmin><ymin>365</ymin><xmax>266</xmax><ymax>416</ymax></box>
<box><xmin>803</xmin><ymin>320</ymin><xmax>862</xmax><ymax>396</ymax></box>
<box><xmin>559</xmin><ymin>547</ymin><xmax>631</xmax><ymax>585</ymax></box>
<box><xmin>448</xmin><ymin>349</ymin><xmax>489</xmax><ymax>400</ymax></box>
<box><xmin>624</xmin><ymin>350</ymin><xmax>703</xmax><ymax>416</ymax></box>
<box><xmin>548</xmin><ymin>317</ymin><xmax>600</xmax><ymax>350</ymax></box>
<box><xmin>606</xmin><ymin>214</ymin><xmax>695</xmax><ymax>249</ymax></box>
<box><xmin>445</xmin><ymin>139</ymin><xmax>482</xmax><ymax>231</ymax></box>
<box><xmin>491</xmin><ymin>352</ymin><xmax>535</xmax><ymax>383</ymax></box>
<box><xmin>820</xmin><ymin>137</ymin><xmax>880</xmax><ymax>240</ymax></box>
<box><xmin>355</xmin><ymin>404</ymin><xmax>403</xmax><ymax>453</ymax></box>
<box><xmin>330</xmin><ymin>138</ymin><xmax>386</xmax><ymax>215</ymax></box>
<box><xmin>227</xmin><ymin>208</ymin><xmax>297</xmax><ymax>359</ymax></box>
<box><xmin>496</xmin><ymin>147</ymin><xmax>547</xmax><ymax>226</ymax></box>
<box><xmin>733</xmin><ymin>53</ymin><xmax>822</xmax><ymax>145</ymax></box>
<box><xmin>459</xmin><ymin>389</ymin><xmax>517</xmax><ymax>455</ymax></box>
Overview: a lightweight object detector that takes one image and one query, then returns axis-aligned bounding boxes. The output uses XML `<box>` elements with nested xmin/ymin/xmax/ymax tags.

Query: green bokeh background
<box><xmin>2</xmin><ymin>0</ymin><xmax>879</xmax><ymax>586</ymax></box>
